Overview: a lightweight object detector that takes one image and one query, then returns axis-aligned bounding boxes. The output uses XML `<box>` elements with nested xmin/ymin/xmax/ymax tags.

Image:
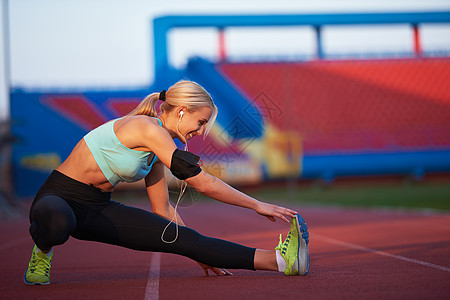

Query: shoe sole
<box><xmin>24</xmin><ymin>268</ymin><xmax>50</xmax><ymax>286</ymax></box>
<box><xmin>295</xmin><ymin>213</ymin><xmax>310</xmax><ymax>276</ymax></box>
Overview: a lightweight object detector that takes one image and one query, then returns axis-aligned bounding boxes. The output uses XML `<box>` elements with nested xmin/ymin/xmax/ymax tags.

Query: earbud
<box><xmin>179</xmin><ymin>110</ymin><xmax>184</xmax><ymax>119</ymax></box>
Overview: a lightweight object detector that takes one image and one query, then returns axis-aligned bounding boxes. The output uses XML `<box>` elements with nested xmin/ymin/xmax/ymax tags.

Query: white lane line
<box><xmin>315</xmin><ymin>233</ymin><xmax>450</xmax><ymax>273</ymax></box>
<box><xmin>0</xmin><ymin>236</ymin><xmax>30</xmax><ymax>251</ymax></box>
<box><xmin>144</xmin><ymin>252</ymin><xmax>161</xmax><ymax>300</ymax></box>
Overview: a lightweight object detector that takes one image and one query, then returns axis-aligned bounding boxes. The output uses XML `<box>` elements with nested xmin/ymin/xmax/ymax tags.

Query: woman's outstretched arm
<box><xmin>186</xmin><ymin>171</ymin><xmax>297</xmax><ymax>223</ymax></box>
<box><xmin>138</xmin><ymin>119</ymin><xmax>296</xmax><ymax>223</ymax></box>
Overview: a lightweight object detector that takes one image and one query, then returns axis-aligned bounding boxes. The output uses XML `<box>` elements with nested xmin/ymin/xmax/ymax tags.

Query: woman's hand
<box><xmin>198</xmin><ymin>262</ymin><xmax>233</xmax><ymax>276</ymax></box>
<box><xmin>255</xmin><ymin>201</ymin><xmax>298</xmax><ymax>223</ymax></box>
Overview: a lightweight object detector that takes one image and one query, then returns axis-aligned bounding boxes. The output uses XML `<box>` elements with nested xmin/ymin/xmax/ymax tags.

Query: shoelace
<box><xmin>281</xmin><ymin>231</ymin><xmax>292</xmax><ymax>255</ymax></box>
<box><xmin>276</xmin><ymin>231</ymin><xmax>292</xmax><ymax>255</ymax></box>
<box><xmin>29</xmin><ymin>252</ymin><xmax>51</xmax><ymax>276</ymax></box>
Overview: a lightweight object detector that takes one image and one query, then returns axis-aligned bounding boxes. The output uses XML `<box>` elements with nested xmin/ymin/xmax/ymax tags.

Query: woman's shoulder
<box><xmin>113</xmin><ymin>115</ymin><xmax>172</xmax><ymax>151</ymax></box>
<box><xmin>119</xmin><ymin>115</ymin><xmax>160</xmax><ymax>127</ymax></box>
<box><xmin>118</xmin><ymin>115</ymin><xmax>166</xmax><ymax>137</ymax></box>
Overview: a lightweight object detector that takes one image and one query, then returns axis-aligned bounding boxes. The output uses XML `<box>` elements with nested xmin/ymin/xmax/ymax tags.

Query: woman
<box><xmin>24</xmin><ymin>80</ymin><xmax>310</xmax><ymax>285</ymax></box>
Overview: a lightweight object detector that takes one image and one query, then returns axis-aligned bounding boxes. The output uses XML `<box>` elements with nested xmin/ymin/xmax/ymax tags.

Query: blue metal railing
<box><xmin>153</xmin><ymin>11</ymin><xmax>450</xmax><ymax>86</ymax></box>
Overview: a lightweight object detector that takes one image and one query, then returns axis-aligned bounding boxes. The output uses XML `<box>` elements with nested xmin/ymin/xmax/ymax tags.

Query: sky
<box><xmin>1</xmin><ymin>0</ymin><xmax>450</xmax><ymax>119</ymax></box>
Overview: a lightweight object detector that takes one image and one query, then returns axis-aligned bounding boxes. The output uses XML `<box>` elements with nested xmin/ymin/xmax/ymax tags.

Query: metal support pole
<box><xmin>218</xmin><ymin>27</ymin><xmax>226</xmax><ymax>62</ymax></box>
<box><xmin>1</xmin><ymin>0</ymin><xmax>11</xmax><ymax>121</ymax></box>
<box><xmin>413</xmin><ymin>24</ymin><xmax>422</xmax><ymax>57</ymax></box>
<box><xmin>315</xmin><ymin>26</ymin><xmax>324</xmax><ymax>59</ymax></box>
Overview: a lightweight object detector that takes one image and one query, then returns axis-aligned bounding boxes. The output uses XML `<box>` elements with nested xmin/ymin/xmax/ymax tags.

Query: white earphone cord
<box><xmin>161</xmin><ymin>113</ymin><xmax>188</xmax><ymax>244</ymax></box>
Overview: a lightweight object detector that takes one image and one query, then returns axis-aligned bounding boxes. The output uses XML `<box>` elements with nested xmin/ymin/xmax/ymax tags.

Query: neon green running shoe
<box><xmin>275</xmin><ymin>213</ymin><xmax>310</xmax><ymax>276</ymax></box>
<box><xmin>24</xmin><ymin>245</ymin><xmax>53</xmax><ymax>285</ymax></box>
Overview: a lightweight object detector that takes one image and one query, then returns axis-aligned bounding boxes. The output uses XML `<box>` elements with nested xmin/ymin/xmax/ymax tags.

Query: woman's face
<box><xmin>178</xmin><ymin>106</ymin><xmax>213</xmax><ymax>142</ymax></box>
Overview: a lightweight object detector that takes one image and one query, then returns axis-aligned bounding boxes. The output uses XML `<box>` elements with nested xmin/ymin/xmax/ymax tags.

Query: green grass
<box><xmin>117</xmin><ymin>178</ymin><xmax>450</xmax><ymax>212</ymax></box>
<box><xmin>243</xmin><ymin>180</ymin><xmax>450</xmax><ymax>211</ymax></box>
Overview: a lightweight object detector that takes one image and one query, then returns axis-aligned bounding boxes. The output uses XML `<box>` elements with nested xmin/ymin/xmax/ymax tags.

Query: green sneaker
<box><xmin>275</xmin><ymin>213</ymin><xmax>310</xmax><ymax>276</ymax></box>
<box><xmin>24</xmin><ymin>245</ymin><xmax>53</xmax><ymax>285</ymax></box>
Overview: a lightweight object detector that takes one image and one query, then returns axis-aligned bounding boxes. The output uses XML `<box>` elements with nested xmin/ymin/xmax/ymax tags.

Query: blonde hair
<box><xmin>127</xmin><ymin>80</ymin><xmax>218</xmax><ymax>137</ymax></box>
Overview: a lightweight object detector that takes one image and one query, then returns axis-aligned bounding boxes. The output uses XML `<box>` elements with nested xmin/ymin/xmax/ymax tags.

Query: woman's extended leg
<box><xmin>72</xmin><ymin>201</ymin><xmax>259</xmax><ymax>270</ymax></box>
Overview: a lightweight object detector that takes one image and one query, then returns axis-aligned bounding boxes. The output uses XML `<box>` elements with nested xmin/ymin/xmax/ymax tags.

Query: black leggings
<box><xmin>29</xmin><ymin>170</ymin><xmax>256</xmax><ymax>270</ymax></box>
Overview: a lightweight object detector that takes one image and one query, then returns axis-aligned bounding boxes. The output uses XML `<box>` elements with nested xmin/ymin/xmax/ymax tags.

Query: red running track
<box><xmin>1</xmin><ymin>200</ymin><xmax>449</xmax><ymax>300</ymax></box>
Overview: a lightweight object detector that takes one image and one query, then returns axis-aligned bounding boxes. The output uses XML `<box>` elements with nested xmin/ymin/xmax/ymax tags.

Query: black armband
<box><xmin>170</xmin><ymin>149</ymin><xmax>202</xmax><ymax>180</ymax></box>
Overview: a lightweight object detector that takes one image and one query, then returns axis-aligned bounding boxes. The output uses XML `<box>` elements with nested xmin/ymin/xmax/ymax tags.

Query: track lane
<box><xmin>1</xmin><ymin>201</ymin><xmax>449</xmax><ymax>299</ymax></box>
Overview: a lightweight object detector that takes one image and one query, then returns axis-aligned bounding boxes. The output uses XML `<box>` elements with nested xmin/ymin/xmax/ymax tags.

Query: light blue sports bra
<box><xmin>83</xmin><ymin>117</ymin><xmax>162</xmax><ymax>186</ymax></box>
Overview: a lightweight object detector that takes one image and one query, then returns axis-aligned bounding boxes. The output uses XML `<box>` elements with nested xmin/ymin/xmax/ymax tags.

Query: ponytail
<box><xmin>126</xmin><ymin>92</ymin><xmax>159</xmax><ymax>117</ymax></box>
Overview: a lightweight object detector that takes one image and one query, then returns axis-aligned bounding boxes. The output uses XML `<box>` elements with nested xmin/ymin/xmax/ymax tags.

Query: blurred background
<box><xmin>1</xmin><ymin>0</ymin><xmax>450</xmax><ymax>215</ymax></box>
